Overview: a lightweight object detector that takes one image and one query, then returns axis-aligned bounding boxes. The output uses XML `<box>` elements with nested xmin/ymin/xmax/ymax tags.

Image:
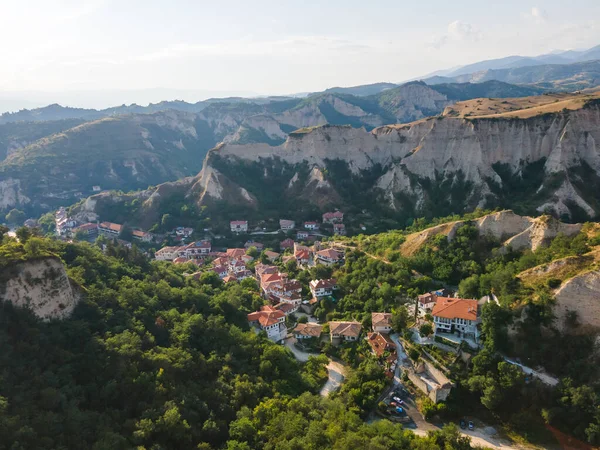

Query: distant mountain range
<box><xmin>431</xmin><ymin>45</ymin><xmax>600</xmax><ymax>79</ymax></box>
<box><xmin>424</xmin><ymin>59</ymin><xmax>600</xmax><ymax>91</ymax></box>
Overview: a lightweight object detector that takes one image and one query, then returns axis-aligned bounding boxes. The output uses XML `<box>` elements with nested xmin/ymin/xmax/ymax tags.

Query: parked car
<box><xmin>468</xmin><ymin>421</ymin><xmax>475</xmax><ymax>431</ymax></box>
<box><xmin>395</xmin><ymin>407</ymin><xmax>404</xmax><ymax>414</ymax></box>
<box><xmin>459</xmin><ymin>419</ymin><xmax>466</xmax><ymax>429</ymax></box>
<box><xmin>392</xmin><ymin>397</ymin><xmax>404</xmax><ymax>404</ymax></box>
<box><xmin>390</xmin><ymin>401</ymin><xmax>398</xmax><ymax>407</ymax></box>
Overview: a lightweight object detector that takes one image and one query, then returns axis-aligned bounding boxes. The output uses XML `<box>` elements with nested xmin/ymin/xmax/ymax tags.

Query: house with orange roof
<box><xmin>98</xmin><ymin>221</ymin><xmax>122</xmax><ymax>237</ymax></box>
<box><xmin>329</xmin><ymin>321</ymin><xmax>362</xmax><ymax>344</ymax></box>
<box><xmin>264</xmin><ymin>250</ymin><xmax>280</xmax><ymax>262</ymax></box>
<box><xmin>226</xmin><ymin>248</ymin><xmax>246</xmax><ymax>259</ymax></box>
<box><xmin>132</xmin><ymin>230</ymin><xmax>153</xmax><ymax>243</ymax></box>
<box><xmin>367</xmin><ymin>331</ymin><xmax>395</xmax><ymax>357</ymax></box>
<box><xmin>315</xmin><ymin>248</ymin><xmax>343</xmax><ymax>265</ymax></box>
<box><xmin>371</xmin><ymin>312</ymin><xmax>393</xmax><ymax>334</ymax></box>
<box><xmin>309</xmin><ymin>278</ymin><xmax>338</xmax><ymax>298</ymax></box>
<box><xmin>294</xmin><ymin>323</ymin><xmax>323</xmax><ymax>340</ymax></box>
<box><xmin>247</xmin><ymin>305</ymin><xmax>287</xmax><ymax>342</ymax></box>
<box><xmin>432</xmin><ymin>297</ymin><xmax>480</xmax><ymax>342</ymax></box>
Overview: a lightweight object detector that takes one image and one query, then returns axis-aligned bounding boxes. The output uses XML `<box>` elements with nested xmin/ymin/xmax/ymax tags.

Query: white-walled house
<box><xmin>432</xmin><ymin>297</ymin><xmax>480</xmax><ymax>342</ymax></box>
<box><xmin>248</xmin><ymin>306</ymin><xmax>287</xmax><ymax>342</ymax></box>
<box><xmin>230</xmin><ymin>220</ymin><xmax>248</xmax><ymax>233</ymax></box>
<box><xmin>329</xmin><ymin>321</ymin><xmax>362</xmax><ymax>344</ymax></box>
<box><xmin>371</xmin><ymin>312</ymin><xmax>393</xmax><ymax>334</ymax></box>
<box><xmin>309</xmin><ymin>278</ymin><xmax>338</xmax><ymax>298</ymax></box>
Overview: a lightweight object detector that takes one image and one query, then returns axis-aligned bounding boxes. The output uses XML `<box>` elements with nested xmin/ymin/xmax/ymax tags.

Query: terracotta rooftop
<box><xmin>99</xmin><ymin>222</ymin><xmax>122</xmax><ymax>232</ymax></box>
<box><xmin>248</xmin><ymin>306</ymin><xmax>285</xmax><ymax>327</ymax></box>
<box><xmin>295</xmin><ymin>323</ymin><xmax>323</xmax><ymax>337</ymax></box>
<box><xmin>329</xmin><ymin>321</ymin><xmax>362</xmax><ymax>338</ymax></box>
<box><xmin>226</xmin><ymin>248</ymin><xmax>246</xmax><ymax>259</ymax></box>
<box><xmin>223</xmin><ymin>275</ymin><xmax>238</xmax><ymax>283</ymax></box>
<box><xmin>309</xmin><ymin>278</ymin><xmax>337</xmax><ymax>290</ymax></box>
<box><xmin>432</xmin><ymin>297</ymin><xmax>478</xmax><ymax>321</ymax></box>
<box><xmin>316</xmin><ymin>248</ymin><xmax>342</xmax><ymax>260</ymax></box>
<box><xmin>372</xmin><ymin>312</ymin><xmax>392</xmax><ymax>329</ymax></box>
<box><xmin>367</xmin><ymin>332</ymin><xmax>395</xmax><ymax>357</ymax></box>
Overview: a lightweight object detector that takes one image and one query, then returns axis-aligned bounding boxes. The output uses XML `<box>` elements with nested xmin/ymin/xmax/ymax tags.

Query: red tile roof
<box><xmin>295</xmin><ymin>323</ymin><xmax>323</xmax><ymax>337</ymax></box>
<box><xmin>367</xmin><ymin>332</ymin><xmax>395</xmax><ymax>357</ymax></box>
<box><xmin>329</xmin><ymin>321</ymin><xmax>362</xmax><ymax>338</ymax></box>
<box><xmin>99</xmin><ymin>222</ymin><xmax>122</xmax><ymax>232</ymax></box>
<box><xmin>432</xmin><ymin>297</ymin><xmax>478</xmax><ymax>321</ymax></box>
<box><xmin>230</xmin><ymin>220</ymin><xmax>248</xmax><ymax>225</ymax></box>
<box><xmin>248</xmin><ymin>305</ymin><xmax>285</xmax><ymax>327</ymax></box>
<box><xmin>226</xmin><ymin>248</ymin><xmax>246</xmax><ymax>259</ymax></box>
<box><xmin>372</xmin><ymin>312</ymin><xmax>392</xmax><ymax>329</ymax></box>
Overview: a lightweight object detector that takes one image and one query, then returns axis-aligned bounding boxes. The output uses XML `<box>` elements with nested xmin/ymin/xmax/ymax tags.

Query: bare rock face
<box><xmin>192</xmin><ymin>103</ymin><xmax>600</xmax><ymax>217</ymax></box>
<box><xmin>0</xmin><ymin>178</ymin><xmax>30</xmax><ymax>209</ymax></box>
<box><xmin>554</xmin><ymin>271</ymin><xmax>600</xmax><ymax>332</ymax></box>
<box><xmin>0</xmin><ymin>257</ymin><xmax>79</xmax><ymax>320</ymax></box>
<box><xmin>399</xmin><ymin>210</ymin><xmax>582</xmax><ymax>256</ymax></box>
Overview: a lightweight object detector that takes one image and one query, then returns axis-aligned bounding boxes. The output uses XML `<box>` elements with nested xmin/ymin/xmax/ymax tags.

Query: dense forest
<box><xmin>0</xmin><ymin>229</ymin><xmax>480</xmax><ymax>449</ymax></box>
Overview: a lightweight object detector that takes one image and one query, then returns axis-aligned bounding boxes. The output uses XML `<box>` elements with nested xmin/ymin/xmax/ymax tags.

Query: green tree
<box><xmin>419</xmin><ymin>322</ymin><xmax>433</xmax><ymax>337</ymax></box>
<box><xmin>5</xmin><ymin>209</ymin><xmax>25</xmax><ymax>225</ymax></box>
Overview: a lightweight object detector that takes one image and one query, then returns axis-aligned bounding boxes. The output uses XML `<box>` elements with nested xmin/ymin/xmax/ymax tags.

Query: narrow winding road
<box><xmin>284</xmin><ymin>336</ymin><xmax>348</xmax><ymax>396</ymax></box>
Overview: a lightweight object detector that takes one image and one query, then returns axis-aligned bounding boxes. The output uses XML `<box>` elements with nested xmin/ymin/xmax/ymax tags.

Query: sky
<box><xmin>0</xmin><ymin>0</ymin><xmax>599</xmax><ymax>109</ymax></box>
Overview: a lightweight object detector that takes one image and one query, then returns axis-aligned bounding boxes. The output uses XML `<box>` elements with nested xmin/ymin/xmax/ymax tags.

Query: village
<box><xmin>48</xmin><ymin>205</ymin><xmax>558</xmax><ymax>442</ymax></box>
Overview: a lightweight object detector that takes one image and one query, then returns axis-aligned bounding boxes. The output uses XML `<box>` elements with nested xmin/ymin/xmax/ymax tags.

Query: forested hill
<box><xmin>0</xmin><ymin>231</ymin><xmax>477</xmax><ymax>449</ymax></box>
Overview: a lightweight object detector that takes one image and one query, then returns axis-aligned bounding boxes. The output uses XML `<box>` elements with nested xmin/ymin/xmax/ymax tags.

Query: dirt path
<box><xmin>332</xmin><ymin>242</ymin><xmax>391</xmax><ymax>265</ymax></box>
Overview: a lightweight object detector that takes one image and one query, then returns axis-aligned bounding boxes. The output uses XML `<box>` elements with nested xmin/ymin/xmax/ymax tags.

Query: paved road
<box><xmin>320</xmin><ymin>360</ymin><xmax>347</xmax><ymax>397</ymax></box>
<box><xmin>284</xmin><ymin>336</ymin><xmax>348</xmax><ymax>396</ymax></box>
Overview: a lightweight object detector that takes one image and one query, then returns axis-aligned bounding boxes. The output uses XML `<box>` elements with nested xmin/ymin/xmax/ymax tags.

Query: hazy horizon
<box><xmin>1</xmin><ymin>0</ymin><xmax>599</xmax><ymax>111</ymax></box>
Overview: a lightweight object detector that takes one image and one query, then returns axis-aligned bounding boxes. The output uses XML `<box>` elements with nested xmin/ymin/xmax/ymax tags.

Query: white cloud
<box><xmin>428</xmin><ymin>20</ymin><xmax>481</xmax><ymax>49</ymax></box>
<box><xmin>522</xmin><ymin>6</ymin><xmax>549</xmax><ymax>24</ymax></box>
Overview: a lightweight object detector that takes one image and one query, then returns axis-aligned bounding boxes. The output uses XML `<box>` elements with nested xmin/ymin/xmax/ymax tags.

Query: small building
<box><xmin>329</xmin><ymin>321</ymin><xmax>362</xmax><ymax>344</ymax></box>
<box><xmin>73</xmin><ymin>222</ymin><xmax>98</xmax><ymax>237</ymax></box>
<box><xmin>223</xmin><ymin>275</ymin><xmax>238</xmax><ymax>283</ymax></box>
<box><xmin>230</xmin><ymin>220</ymin><xmax>248</xmax><ymax>233</ymax></box>
<box><xmin>185</xmin><ymin>240</ymin><xmax>212</xmax><ymax>258</ymax></box>
<box><xmin>226</xmin><ymin>248</ymin><xmax>247</xmax><ymax>259</ymax></box>
<box><xmin>294</xmin><ymin>323</ymin><xmax>323</xmax><ymax>340</ymax></box>
<box><xmin>322</xmin><ymin>211</ymin><xmax>344</xmax><ymax>224</ymax></box>
<box><xmin>174</xmin><ymin>227</ymin><xmax>194</xmax><ymax>238</ymax></box>
<box><xmin>367</xmin><ymin>332</ymin><xmax>395</xmax><ymax>357</ymax></box>
<box><xmin>213</xmin><ymin>265</ymin><xmax>228</xmax><ymax>278</ymax></box>
<box><xmin>132</xmin><ymin>230</ymin><xmax>153</xmax><ymax>243</ymax></box>
<box><xmin>280</xmin><ymin>238</ymin><xmax>295</xmax><ymax>250</ymax></box>
<box><xmin>275</xmin><ymin>302</ymin><xmax>298</xmax><ymax>316</ymax></box>
<box><xmin>155</xmin><ymin>246</ymin><xmax>180</xmax><ymax>261</ymax></box>
<box><xmin>294</xmin><ymin>249</ymin><xmax>311</xmax><ymax>266</ymax></box>
<box><xmin>315</xmin><ymin>248</ymin><xmax>343</xmax><ymax>265</ymax></box>
<box><xmin>418</xmin><ymin>292</ymin><xmax>437</xmax><ymax>311</ymax></box>
<box><xmin>98</xmin><ymin>222</ymin><xmax>122</xmax><ymax>237</ymax></box>
<box><xmin>244</xmin><ymin>240</ymin><xmax>264</xmax><ymax>251</ymax></box>
<box><xmin>264</xmin><ymin>250</ymin><xmax>280</xmax><ymax>262</ymax></box>
<box><xmin>24</xmin><ymin>218</ymin><xmax>38</xmax><ymax>228</ymax></box>
<box><xmin>297</xmin><ymin>231</ymin><xmax>309</xmax><ymax>240</ymax></box>
<box><xmin>248</xmin><ymin>306</ymin><xmax>287</xmax><ymax>342</ymax></box>
<box><xmin>92</xmin><ymin>185</ymin><xmax>102</xmax><ymax>192</ymax></box>
<box><xmin>371</xmin><ymin>312</ymin><xmax>393</xmax><ymax>334</ymax></box>
<box><xmin>309</xmin><ymin>278</ymin><xmax>338</xmax><ymax>298</ymax></box>
<box><xmin>333</xmin><ymin>223</ymin><xmax>346</xmax><ymax>236</ymax></box>
<box><xmin>279</xmin><ymin>219</ymin><xmax>295</xmax><ymax>231</ymax></box>
<box><xmin>432</xmin><ymin>297</ymin><xmax>480</xmax><ymax>342</ymax></box>
<box><xmin>303</xmin><ymin>221</ymin><xmax>319</xmax><ymax>230</ymax></box>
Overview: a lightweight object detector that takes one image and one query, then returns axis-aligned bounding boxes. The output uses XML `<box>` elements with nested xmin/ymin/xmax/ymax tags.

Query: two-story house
<box><xmin>329</xmin><ymin>321</ymin><xmax>362</xmax><ymax>345</ymax></box>
<box><xmin>294</xmin><ymin>323</ymin><xmax>323</xmax><ymax>340</ymax></box>
<box><xmin>333</xmin><ymin>223</ymin><xmax>346</xmax><ymax>236</ymax></box>
<box><xmin>303</xmin><ymin>221</ymin><xmax>319</xmax><ymax>230</ymax></box>
<box><xmin>248</xmin><ymin>306</ymin><xmax>287</xmax><ymax>342</ymax></box>
<box><xmin>418</xmin><ymin>292</ymin><xmax>438</xmax><ymax>311</ymax></box>
<box><xmin>309</xmin><ymin>278</ymin><xmax>338</xmax><ymax>298</ymax></box>
<box><xmin>371</xmin><ymin>312</ymin><xmax>393</xmax><ymax>334</ymax></box>
<box><xmin>184</xmin><ymin>241</ymin><xmax>212</xmax><ymax>258</ymax></box>
<box><xmin>322</xmin><ymin>211</ymin><xmax>344</xmax><ymax>224</ymax></box>
<box><xmin>155</xmin><ymin>246</ymin><xmax>180</xmax><ymax>261</ymax></box>
<box><xmin>279</xmin><ymin>219</ymin><xmax>295</xmax><ymax>231</ymax></box>
<box><xmin>230</xmin><ymin>220</ymin><xmax>248</xmax><ymax>233</ymax></box>
<box><xmin>99</xmin><ymin>222</ymin><xmax>122</xmax><ymax>237</ymax></box>
<box><xmin>132</xmin><ymin>230</ymin><xmax>153</xmax><ymax>243</ymax></box>
<box><xmin>432</xmin><ymin>297</ymin><xmax>480</xmax><ymax>342</ymax></box>
<box><xmin>315</xmin><ymin>248</ymin><xmax>343</xmax><ymax>265</ymax></box>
